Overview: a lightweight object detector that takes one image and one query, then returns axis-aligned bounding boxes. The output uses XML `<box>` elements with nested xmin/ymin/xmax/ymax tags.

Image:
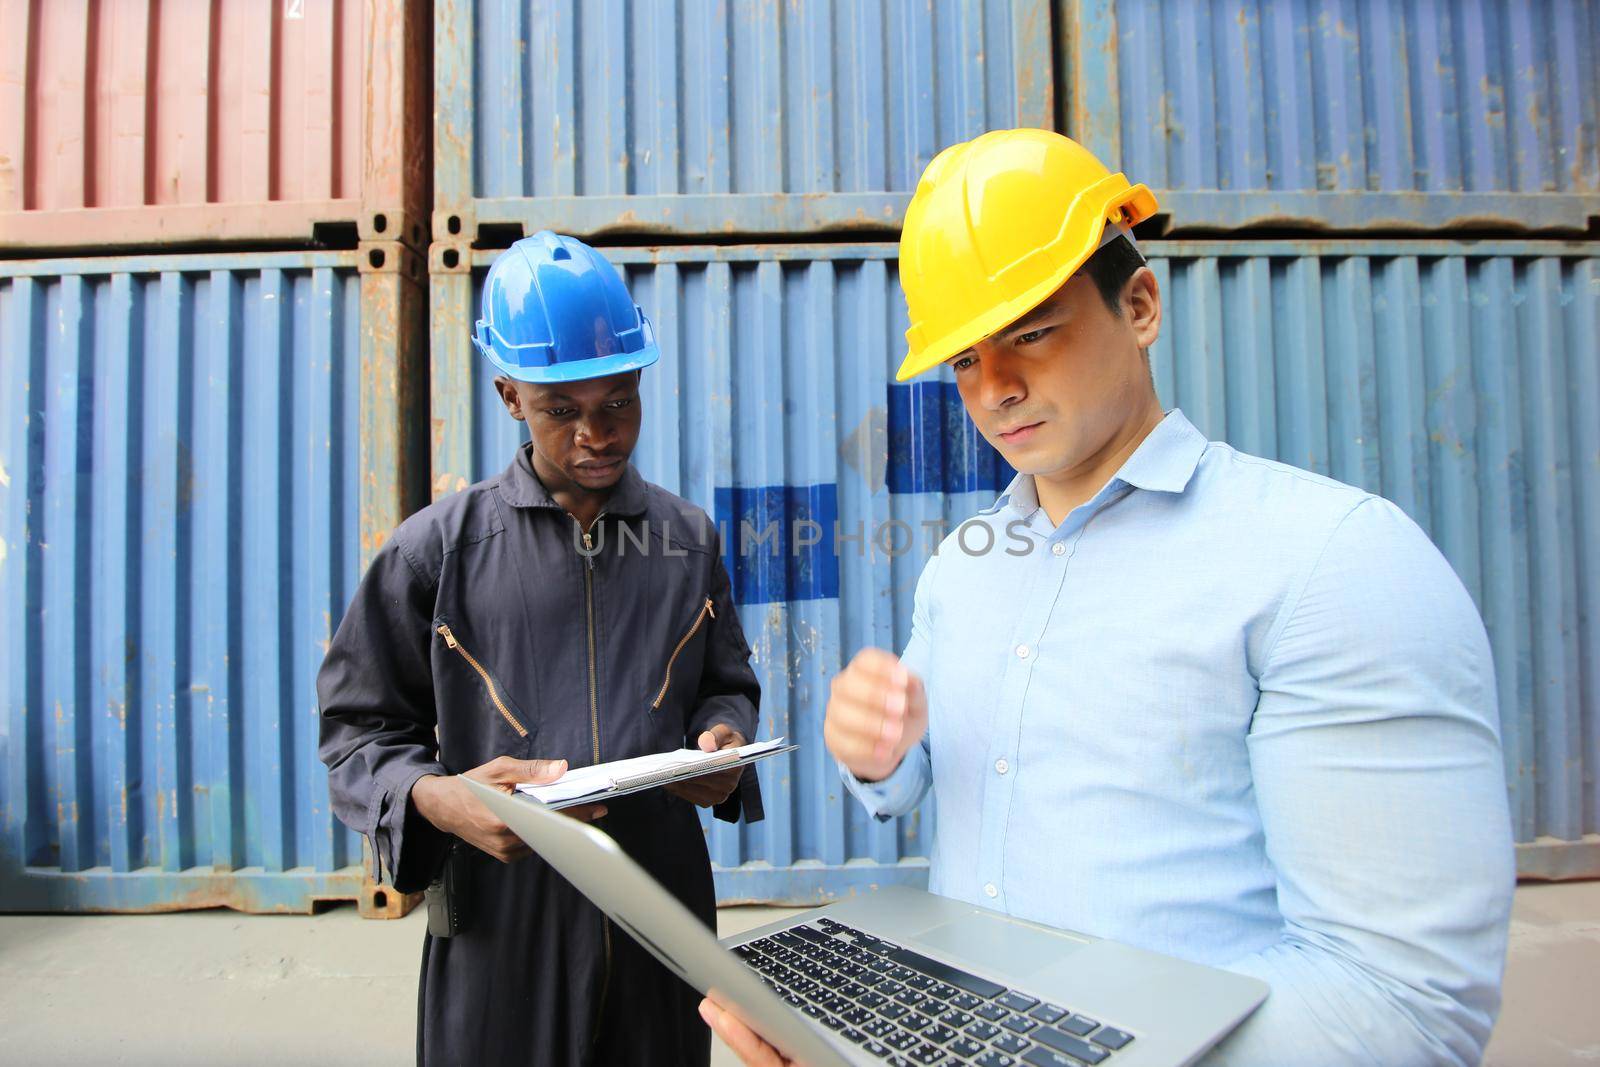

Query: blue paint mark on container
<box><xmin>714</xmin><ymin>484</ymin><xmax>840</xmax><ymax>605</ymax></box>
<box><xmin>887</xmin><ymin>382</ymin><xmax>1014</xmax><ymax>495</ymax></box>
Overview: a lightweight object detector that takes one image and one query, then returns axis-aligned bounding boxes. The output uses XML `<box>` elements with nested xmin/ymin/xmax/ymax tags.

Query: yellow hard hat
<box><xmin>896</xmin><ymin>128</ymin><xmax>1159</xmax><ymax>382</ymax></box>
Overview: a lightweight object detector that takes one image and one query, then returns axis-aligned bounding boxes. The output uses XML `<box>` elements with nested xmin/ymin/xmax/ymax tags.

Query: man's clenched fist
<box><xmin>823</xmin><ymin>648</ymin><xmax>928</xmax><ymax>783</ymax></box>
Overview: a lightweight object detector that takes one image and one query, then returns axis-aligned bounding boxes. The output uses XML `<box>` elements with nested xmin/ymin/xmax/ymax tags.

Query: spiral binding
<box><xmin>612</xmin><ymin>751</ymin><xmax>741</xmax><ymax>791</ymax></box>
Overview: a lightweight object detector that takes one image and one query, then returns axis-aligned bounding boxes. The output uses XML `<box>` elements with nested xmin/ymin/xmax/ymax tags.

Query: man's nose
<box><xmin>574</xmin><ymin>415</ymin><xmax>612</xmax><ymax>447</ymax></box>
<box><xmin>974</xmin><ymin>347</ymin><xmax>1025</xmax><ymax>412</ymax></box>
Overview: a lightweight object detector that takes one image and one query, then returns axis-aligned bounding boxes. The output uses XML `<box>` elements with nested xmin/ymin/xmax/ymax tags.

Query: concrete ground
<box><xmin>0</xmin><ymin>883</ymin><xmax>1594</xmax><ymax>1065</ymax></box>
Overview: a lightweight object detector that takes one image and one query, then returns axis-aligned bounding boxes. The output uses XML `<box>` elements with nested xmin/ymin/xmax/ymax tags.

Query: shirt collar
<box><xmin>498</xmin><ymin>443</ymin><xmax>650</xmax><ymax>516</ymax></box>
<box><xmin>1114</xmin><ymin>409</ymin><xmax>1208</xmax><ymax>494</ymax></box>
<box><xmin>984</xmin><ymin>470</ymin><xmax>1040</xmax><ymax>518</ymax></box>
<box><xmin>981</xmin><ymin>409</ymin><xmax>1208</xmax><ymax>516</ymax></box>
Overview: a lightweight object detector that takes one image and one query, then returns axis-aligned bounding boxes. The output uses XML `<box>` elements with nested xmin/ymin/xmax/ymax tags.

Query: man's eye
<box><xmin>952</xmin><ymin>356</ymin><xmax>975</xmax><ymax>372</ymax></box>
<box><xmin>1017</xmin><ymin>327</ymin><xmax>1050</xmax><ymax>345</ymax></box>
<box><xmin>546</xmin><ymin>408</ymin><xmax>574</xmax><ymax>418</ymax></box>
<box><xmin>606</xmin><ymin>398</ymin><xmax>634</xmax><ymax>410</ymax></box>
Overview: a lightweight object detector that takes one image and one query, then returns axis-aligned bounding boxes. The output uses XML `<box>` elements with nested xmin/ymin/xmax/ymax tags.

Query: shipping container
<box><xmin>0</xmin><ymin>0</ymin><xmax>431</xmax><ymax>252</ymax></box>
<box><xmin>430</xmin><ymin>239</ymin><xmax>1598</xmax><ymax>901</ymax></box>
<box><xmin>0</xmin><ymin>244</ymin><xmax>428</xmax><ymax>913</ymax></box>
<box><xmin>430</xmin><ymin>0</ymin><xmax>1054</xmax><ymax>244</ymax></box>
<box><xmin>1062</xmin><ymin>0</ymin><xmax>1600</xmax><ymax>233</ymax></box>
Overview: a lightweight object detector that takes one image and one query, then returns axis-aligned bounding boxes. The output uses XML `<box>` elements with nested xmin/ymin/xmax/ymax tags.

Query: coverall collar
<box><xmin>499</xmin><ymin>443</ymin><xmax>650</xmax><ymax>517</ymax></box>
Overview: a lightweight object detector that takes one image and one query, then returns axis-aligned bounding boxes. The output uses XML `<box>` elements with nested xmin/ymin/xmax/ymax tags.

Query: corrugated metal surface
<box><xmin>429</xmin><ymin>240</ymin><xmax>1598</xmax><ymax>899</ymax></box>
<box><xmin>0</xmin><ymin>0</ymin><xmax>431</xmax><ymax>251</ymax></box>
<box><xmin>431</xmin><ymin>0</ymin><xmax>1054</xmax><ymax>242</ymax></box>
<box><xmin>0</xmin><ymin>248</ymin><xmax>428</xmax><ymax>912</ymax></box>
<box><xmin>1063</xmin><ymin>0</ymin><xmax>1600</xmax><ymax>232</ymax></box>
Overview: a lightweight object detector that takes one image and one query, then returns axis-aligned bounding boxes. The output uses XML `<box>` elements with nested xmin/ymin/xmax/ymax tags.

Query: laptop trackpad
<box><xmin>914</xmin><ymin>912</ymin><xmax>1088</xmax><ymax>981</ymax></box>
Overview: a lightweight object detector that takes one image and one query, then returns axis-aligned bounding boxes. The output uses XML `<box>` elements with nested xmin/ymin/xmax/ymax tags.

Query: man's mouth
<box><xmin>575</xmin><ymin>457</ymin><xmax>623</xmax><ymax>475</ymax></box>
<box><xmin>997</xmin><ymin>421</ymin><xmax>1044</xmax><ymax>444</ymax></box>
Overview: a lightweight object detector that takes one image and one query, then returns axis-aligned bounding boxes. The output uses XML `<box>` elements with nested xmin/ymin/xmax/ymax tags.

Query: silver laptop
<box><xmin>467</xmin><ymin>778</ymin><xmax>1267</xmax><ymax>1067</ymax></box>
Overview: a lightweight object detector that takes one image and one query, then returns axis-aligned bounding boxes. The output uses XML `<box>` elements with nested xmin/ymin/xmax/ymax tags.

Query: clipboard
<box><xmin>514</xmin><ymin>737</ymin><xmax>797</xmax><ymax>810</ymax></box>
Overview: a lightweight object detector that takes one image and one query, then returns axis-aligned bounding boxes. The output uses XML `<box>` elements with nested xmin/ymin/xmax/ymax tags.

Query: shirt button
<box><xmin>1015</xmin><ymin>644</ymin><xmax>1030</xmax><ymax>659</ymax></box>
<box><xmin>1051</xmin><ymin>542</ymin><xmax>1066</xmax><ymax>557</ymax></box>
<box><xmin>984</xmin><ymin>883</ymin><xmax>998</xmax><ymax>899</ymax></box>
<box><xmin>995</xmin><ymin>758</ymin><xmax>1009</xmax><ymax>775</ymax></box>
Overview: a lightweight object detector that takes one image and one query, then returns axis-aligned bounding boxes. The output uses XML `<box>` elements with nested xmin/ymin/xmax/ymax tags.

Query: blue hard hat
<box><xmin>473</xmin><ymin>231</ymin><xmax>660</xmax><ymax>383</ymax></box>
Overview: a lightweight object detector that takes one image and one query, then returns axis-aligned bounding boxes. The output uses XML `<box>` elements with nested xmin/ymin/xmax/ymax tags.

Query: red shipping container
<box><xmin>0</xmin><ymin>0</ymin><xmax>429</xmax><ymax>251</ymax></box>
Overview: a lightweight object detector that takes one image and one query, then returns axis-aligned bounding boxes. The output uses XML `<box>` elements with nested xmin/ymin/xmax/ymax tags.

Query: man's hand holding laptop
<box><xmin>699</xmin><ymin>648</ymin><xmax>920</xmax><ymax>1065</ymax></box>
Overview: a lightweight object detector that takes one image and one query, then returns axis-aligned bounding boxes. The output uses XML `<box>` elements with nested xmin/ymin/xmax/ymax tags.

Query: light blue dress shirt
<box><xmin>844</xmin><ymin>409</ymin><xmax>1514</xmax><ymax>1066</ymax></box>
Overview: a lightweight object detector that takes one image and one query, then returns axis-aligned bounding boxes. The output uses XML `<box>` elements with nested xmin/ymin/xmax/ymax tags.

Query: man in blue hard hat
<box><xmin>318</xmin><ymin>231</ymin><xmax>763</xmax><ymax>1065</ymax></box>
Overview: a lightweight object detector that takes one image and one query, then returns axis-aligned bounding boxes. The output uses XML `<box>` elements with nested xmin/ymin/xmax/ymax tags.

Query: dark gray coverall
<box><xmin>317</xmin><ymin>446</ymin><xmax>762</xmax><ymax>1066</ymax></box>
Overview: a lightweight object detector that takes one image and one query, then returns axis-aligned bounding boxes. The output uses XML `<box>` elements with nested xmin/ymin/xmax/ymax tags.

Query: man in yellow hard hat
<box><xmin>702</xmin><ymin>129</ymin><xmax>1513</xmax><ymax>1065</ymax></box>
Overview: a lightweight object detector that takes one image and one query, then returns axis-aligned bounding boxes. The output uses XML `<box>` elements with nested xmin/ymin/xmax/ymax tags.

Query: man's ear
<box><xmin>1123</xmin><ymin>266</ymin><xmax>1161</xmax><ymax>350</ymax></box>
<box><xmin>493</xmin><ymin>376</ymin><xmax>526</xmax><ymax>422</ymax></box>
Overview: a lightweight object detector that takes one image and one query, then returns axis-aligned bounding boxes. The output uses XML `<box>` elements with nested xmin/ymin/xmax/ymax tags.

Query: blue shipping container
<box><xmin>430</xmin><ymin>239</ymin><xmax>1599</xmax><ymax>898</ymax></box>
<box><xmin>431</xmin><ymin>0</ymin><xmax>1055</xmax><ymax>241</ymax></box>
<box><xmin>1</xmin><ymin>247</ymin><xmax>428</xmax><ymax>912</ymax></box>
<box><xmin>1065</xmin><ymin>0</ymin><xmax>1600</xmax><ymax>232</ymax></box>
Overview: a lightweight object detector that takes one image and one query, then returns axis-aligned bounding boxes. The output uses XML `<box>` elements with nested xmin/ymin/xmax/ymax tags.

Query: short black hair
<box><xmin>1080</xmin><ymin>235</ymin><xmax>1147</xmax><ymax>316</ymax></box>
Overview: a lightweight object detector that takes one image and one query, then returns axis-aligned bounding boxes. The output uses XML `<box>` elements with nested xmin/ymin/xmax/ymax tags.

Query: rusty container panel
<box><xmin>431</xmin><ymin>0</ymin><xmax>1055</xmax><ymax>242</ymax></box>
<box><xmin>428</xmin><ymin>239</ymin><xmax>1597</xmax><ymax>900</ymax></box>
<box><xmin>1064</xmin><ymin>0</ymin><xmax>1600</xmax><ymax>233</ymax></box>
<box><xmin>0</xmin><ymin>246</ymin><xmax>428</xmax><ymax>912</ymax></box>
<box><xmin>0</xmin><ymin>0</ymin><xmax>430</xmax><ymax>252</ymax></box>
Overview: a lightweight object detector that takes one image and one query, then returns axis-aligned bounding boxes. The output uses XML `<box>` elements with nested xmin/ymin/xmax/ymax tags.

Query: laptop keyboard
<box><xmin>732</xmin><ymin>917</ymin><xmax>1137</xmax><ymax>1066</ymax></box>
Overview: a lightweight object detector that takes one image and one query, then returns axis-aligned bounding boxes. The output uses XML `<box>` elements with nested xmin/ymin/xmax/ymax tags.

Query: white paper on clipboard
<box><xmin>514</xmin><ymin>737</ymin><xmax>792</xmax><ymax>808</ymax></box>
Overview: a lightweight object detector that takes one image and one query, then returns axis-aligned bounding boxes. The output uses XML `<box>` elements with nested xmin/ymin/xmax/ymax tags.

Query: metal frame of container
<box><xmin>0</xmin><ymin>0</ymin><xmax>432</xmax><ymax>252</ymax></box>
<box><xmin>0</xmin><ymin>243</ymin><xmax>428</xmax><ymax>913</ymax></box>
<box><xmin>429</xmin><ymin>0</ymin><xmax>1055</xmax><ymax>246</ymax></box>
<box><xmin>1060</xmin><ymin>0</ymin><xmax>1600</xmax><ymax>234</ymax></box>
<box><xmin>430</xmin><ymin>238</ymin><xmax>1596</xmax><ymax>901</ymax></box>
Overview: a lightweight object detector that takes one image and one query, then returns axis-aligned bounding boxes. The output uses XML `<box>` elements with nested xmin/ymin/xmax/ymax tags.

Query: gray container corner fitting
<box><xmin>1</xmin><ymin>245</ymin><xmax>428</xmax><ymax>913</ymax></box>
<box><xmin>430</xmin><ymin>0</ymin><xmax>1055</xmax><ymax>243</ymax></box>
<box><xmin>1062</xmin><ymin>0</ymin><xmax>1599</xmax><ymax>233</ymax></box>
<box><xmin>430</xmin><ymin>240</ymin><xmax>1599</xmax><ymax>899</ymax></box>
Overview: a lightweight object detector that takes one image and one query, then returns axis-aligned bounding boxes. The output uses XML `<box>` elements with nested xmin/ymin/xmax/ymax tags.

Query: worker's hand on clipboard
<box><xmin>665</xmin><ymin>724</ymin><xmax>747</xmax><ymax>807</ymax></box>
<box><xmin>412</xmin><ymin>756</ymin><xmax>609</xmax><ymax>863</ymax></box>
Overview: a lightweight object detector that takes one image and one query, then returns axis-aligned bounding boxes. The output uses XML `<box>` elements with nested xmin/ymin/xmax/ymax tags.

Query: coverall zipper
<box><xmin>435</xmin><ymin>625</ymin><xmax>528</xmax><ymax>738</ymax></box>
<box><xmin>650</xmin><ymin>597</ymin><xmax>717</xmax><ymax>710</ymax></box>
<box><xmin>579</xmin><ymin>516</ymin><xmax>613</xmax><ymax>1049</ymax></box>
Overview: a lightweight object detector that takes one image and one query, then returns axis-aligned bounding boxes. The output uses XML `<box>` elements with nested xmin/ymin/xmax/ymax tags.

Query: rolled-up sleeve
<box><xmin>317</xmin><ymin>537</ymin><xmax>450</xmax><ymax>893</ymax></box>
<box><xmin>688</xmin><ymin>535</ymin><xmax>764</xmax><ymax>824</ymax></box>
<box><xmin>1207</xmin><ymin>498</ymin><xmax>1515</xmax><ymax>1066</ymax></box>
<box><xmin>840</xmin><ymin>554</ymin><xmax>939</xmax><ymax>820</ymax></box>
